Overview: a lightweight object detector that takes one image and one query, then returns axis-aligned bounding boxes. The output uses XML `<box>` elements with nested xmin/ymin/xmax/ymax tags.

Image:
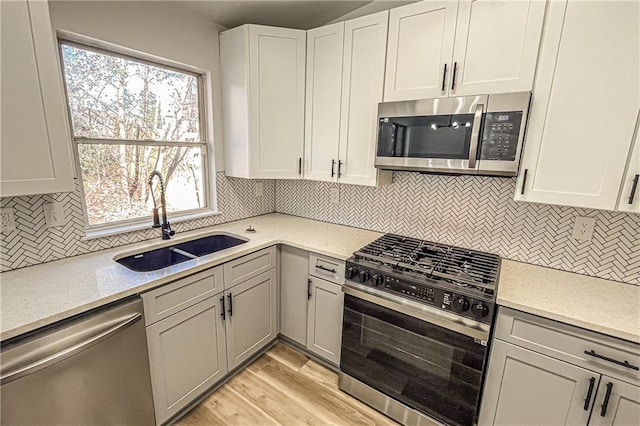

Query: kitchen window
<box><xmin>59</xmin><ymin>41</ymin><xmax>214</xmax><ymax>236</ymax></box>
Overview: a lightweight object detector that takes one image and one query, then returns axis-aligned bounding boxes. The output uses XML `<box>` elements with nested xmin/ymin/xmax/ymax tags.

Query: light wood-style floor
<box><xmin>176</xmin><ymin>342</ymin><xmax>398</xmax><ymax>425</ymax></box>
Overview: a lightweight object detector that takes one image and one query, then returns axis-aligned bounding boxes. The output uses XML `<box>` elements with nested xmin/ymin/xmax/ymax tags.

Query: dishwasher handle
<box><xmin>1</xmin><ymin>312</ymin><xmax>142</xmax><ymax>385</ymax></box>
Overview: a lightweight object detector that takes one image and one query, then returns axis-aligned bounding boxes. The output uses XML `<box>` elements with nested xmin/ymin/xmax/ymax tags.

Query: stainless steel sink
<box><xmin>116</xmin><ymin>233</ymin><xmax>248</xmax><ymax>272</ymax></box>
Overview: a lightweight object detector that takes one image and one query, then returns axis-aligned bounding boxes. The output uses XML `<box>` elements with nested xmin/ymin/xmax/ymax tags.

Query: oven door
<box><xmin>375</xmin><ymin>96</ymin><xmax>487</xmax><ymax>174</ymax></box>
<box><xmin>340</xmin><ymin>285</ymin><xmax>489</xmax><ymax>426</ymax></box>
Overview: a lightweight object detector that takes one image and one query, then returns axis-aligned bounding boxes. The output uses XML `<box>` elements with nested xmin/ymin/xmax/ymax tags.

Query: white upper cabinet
<box><xmin>515</xmin><ymin>0</ymin><xmax>639</xmax><ymax>211</ymax></box>
<box><xmin>383</xmin><ymin>0</ymin><xmax>546</xmax><ymax>101</ymax></box>
<box><xmin>450</xmin><ymin>0</ymin><xmax>546</xmax><ymax>96</ymax></box>
<box><xmin>304</xmin><ymin>22</ymin><xmax>344</xmax><ymax>183</ymax></box>
<box><xmin>338</xmin><ymin>11</ymin><xmax>392</xmax><ymax>186</ymax></box>
<box><xmin>1</xmin><ymin>0</ymin><xmax>74</xmax><ymax>197</ymax></box>
<box><xmin>220</xmin><ymin>25</ymin><xmax>306</xmax><ymax>179</ymax></box>
<box><xmin>617</xmin><ymin>117</ymin><xmax>640</xmax><ymax>214</ymax></box>
<box><xmin>384</xmin><ymin>1</ymin><xmax>457</xmax><ymax>101</ymax></box>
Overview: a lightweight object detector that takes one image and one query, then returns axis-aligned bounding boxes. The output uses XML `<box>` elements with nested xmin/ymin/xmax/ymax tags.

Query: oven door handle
<box><xmin>468</xmin><ymin>103</ymin><xmax>484</xmax><ymax>169</ymax></box>
<box><xmin>343</xmin><ymin>284</ymin><xmax>489</xmax><ymax>342</ymax></box>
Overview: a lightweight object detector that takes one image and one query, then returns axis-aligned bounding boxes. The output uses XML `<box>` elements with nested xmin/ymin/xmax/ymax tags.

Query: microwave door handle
<box><xmin>468</xmin><ymin>104</ymin><xmax>484</xmax><ymax>169</ymax></box>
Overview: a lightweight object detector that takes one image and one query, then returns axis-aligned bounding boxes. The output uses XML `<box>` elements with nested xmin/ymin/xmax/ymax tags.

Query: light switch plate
<box><xmin>329</xmin><ymin>188</ymin><xmax>339</xmax><ymax>205</ymax></box>
<box><xmin>43</xmin><ymin>202</ymin><xmax>66</xmax><ymax>228</ymax></box>
<box><xmin>572</xmin><ymin>216</ymin><xmax>596</xmax><ymax>241</ymax></box>
<box><xmin>254</xmin><ymin>182</ymin><xmax>264</xmax><ymax>197</ymax></box>
<box><xmin>0</xmin><ymin>208</ymin><xmax>16</xmax><ymax>231</ymax></box>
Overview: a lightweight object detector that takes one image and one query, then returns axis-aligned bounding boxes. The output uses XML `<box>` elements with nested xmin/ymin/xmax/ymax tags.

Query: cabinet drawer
<box><xmin>223</xmin><ymin>246</ymin><xmax>276</xmax><ymax>289</ymax></box>
<box><xmin>142</xmin><ymin>267</ymin><xmax>223</xmax><ymax>326</ymax></box>
<box><xmin>495</xmin><ymin>307</ymin><xmax>640</xmax><ymax>385</ymax></box>
<box><xmin>308</xmin><ymin>253</ymin><xmax>345</xmax><ymax>284</ymax></box>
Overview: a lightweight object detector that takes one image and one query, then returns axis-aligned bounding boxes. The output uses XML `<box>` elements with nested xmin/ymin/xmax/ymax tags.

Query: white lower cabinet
<box><xmin>224</xmin><ymin>268</ymin><xmax>278</xmax><ymax>370</ymax></box>
<box><xmin>280</xmin><ymin>246</ymin><xmax>310</xmax><ymax>346</ymax></box>
<box><xmin>146</xmin><ymin>297</ymin><xmax>228</xmax><ymax>425</ymax></box>
<box><xmin>479</xmin><ymin>308</ymin><xmax>640</xmax><ymax>426</ymax></box>
<box><xmin>306</xmin><ymin>276</ymin><xmax>344</xmax><ymax>365</ymax></box>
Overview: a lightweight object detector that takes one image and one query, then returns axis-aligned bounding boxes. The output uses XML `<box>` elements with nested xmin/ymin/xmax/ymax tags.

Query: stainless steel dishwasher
<box><xmin>1</xmin><ymin>297</ymin><xmax>155</xmax><ymax>425</ymax></box>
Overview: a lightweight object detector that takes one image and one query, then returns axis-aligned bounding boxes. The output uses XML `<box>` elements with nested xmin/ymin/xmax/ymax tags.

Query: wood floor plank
<box><xmin>202</xmin><ymin>386</ymin><xmax>279</xmax><ymax>426</ymax></box>
<box><xmin>265</xmin><ymin>342</ymin><xmax>309</xmax><ymax>372</ymax></box>
<box><xmin>247</xmin><ymin>356</ymin><xmax>395</xmax><ymax>426</ymax></box>
<box><xmin>227</xmin><ymin>368</ymin><xmax>328</xmax><ymax>425</ymax></box>
<box><xmin>178</xmin><ymin>345</ymin><xmax>398</xmax><ymax>426</ymax></box>
<box><xmin>175</xmin><ymin>403</ymin><xmax>224</xmax><ymax>426</ymax></box>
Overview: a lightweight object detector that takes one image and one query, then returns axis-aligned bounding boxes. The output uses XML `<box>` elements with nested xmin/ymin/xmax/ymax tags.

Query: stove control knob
<box><xmin>471</xmin><ymin>303</ymin><xmax>489</xmax><ymax>319</ymax></box>
<box><xmin>346</xmin><ymin>266</ymin><xmax>357</xmax><ymax>279</ymax></box>
<box><xmin>357</xmin><ymin>270</ymin><xmax>370</xmax><ymax>283</ymax></box>
<box><xmin>371</xmin><ymin>274</ymin><xmax>384</xmax><ymax>287</ymax></box>
<box><xmin>452</xmin><ymin>297</ymin><xmax>470</xmax><ymax>313</ymax></box>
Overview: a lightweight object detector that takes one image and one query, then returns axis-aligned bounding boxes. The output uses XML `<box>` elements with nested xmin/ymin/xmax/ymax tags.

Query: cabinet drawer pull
<box><xmin>451</xmin><ymin>62</ymin><xmax>458</xmax><ymax>91</ymax></box>
<box><xmin>441</xmin><ymin>63</ymin><xmax>448</xmax><ymax>91</ymax></box>
<box><xmin>220</xmin><ymin>296</ymin><xmax>226</xmax><ymax>321</ymax></box>
<box><xmin>584</xmin><ymin>349</ymin><xmax>639</xmax><ymax>370</ymax></box>
<box><xmin>298</xmin><ymin>157</ymin><xmax>302</xmax><ymax>176</ymax></box>
<box><xmin>520</xmin><ymin>169</ymin><xmax>528</xmax><ymax>195</ymax></box>
<box><xmin>228</xmin><ymin>293</ymin><xmax>233</xmax><ymax>317</ymax></box>
<box><xmin>308</xmin><ymin>279</ymin><xmax>312</xmax><ymax>300</ymax></box>
<box><xmin>331</xmin><ymin>159</ymin><xmax>336</xmax><ymax>177</ymax></box>
<box><xmin>600</xmin><ymin>382</ymin><xmax>613</xmax><ymax>417</ymax></box>
<box><xmin>584</xmin><ymin>377</ymin><xmax>596</xmax><ymax>410</ymax></box>
<box><xmin>338</xmin><ymin>160</ymin><xmax>343</xmax><ymax>178</ymax></box>
<box><xmin>315</xmin><ymin>264</ymin><xmax>336</xmax><ymax>274</ymax></box>
<box><xmin>628</xmin><ymin>174</ymin><xmax>639</xmax><ymax>204</ymax></box>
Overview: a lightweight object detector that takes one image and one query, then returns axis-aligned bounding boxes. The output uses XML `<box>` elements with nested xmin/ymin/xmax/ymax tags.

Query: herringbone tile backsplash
<box><xmin>276</xmin><ymin>173</ymin><xmax>640</xmax><ymax>285</ymax></box>
<box><xmin>0</xmin><ymin>173</ymin><xmax>275</xmax><ymax>272</ymax></box>
<box><xmin>2</xmin><ymin>171</ymin><xmax>638</xmax><ymax>285</ymax></box>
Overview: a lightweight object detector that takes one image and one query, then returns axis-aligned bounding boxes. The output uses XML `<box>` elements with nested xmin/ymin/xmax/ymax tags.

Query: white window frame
<box><xmin>57</xmin><ymin>33</ymin><xmax>220</xmax><ymax>239</ymax></box>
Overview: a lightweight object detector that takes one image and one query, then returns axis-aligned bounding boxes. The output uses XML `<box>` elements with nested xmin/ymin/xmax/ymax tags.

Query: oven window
<box><xmin>341</xmin><ymin>294</ymin><xmax>487</xmax><ymax>426</ymax></box>
<box><xmin>377</xmin><ymin>114</ymin><xmax>475</xmax><ymax>159</ymax></box>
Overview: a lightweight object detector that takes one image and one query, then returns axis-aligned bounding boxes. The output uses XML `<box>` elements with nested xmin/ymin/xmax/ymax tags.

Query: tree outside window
<box><xmin>60</xmin><ymin>42</ymin><xmax>209</xmax><ymax>228</ymax></box>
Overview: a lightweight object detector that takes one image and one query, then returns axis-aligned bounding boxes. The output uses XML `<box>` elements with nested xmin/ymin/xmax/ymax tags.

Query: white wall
<box><xmin>48</xmin><ymin>0</ymin><xmax>227</xmax><ymax>171</ymax></box>
<box><xmin>326</xmin><ymin>0</ymin><xmax>418</xmax><ymax>24</ymax></box>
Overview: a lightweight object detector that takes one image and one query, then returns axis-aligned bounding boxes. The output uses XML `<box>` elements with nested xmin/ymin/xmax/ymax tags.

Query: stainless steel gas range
<box><xmin>338</xmin><ymin>234</ymin><xmax>500</xmax><ymax>426</ymax></box>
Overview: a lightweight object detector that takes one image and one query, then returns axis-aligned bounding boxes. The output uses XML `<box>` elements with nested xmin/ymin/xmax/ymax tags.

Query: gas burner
<box><xmin>353</xmin><ymin>234</ymin><xmax>500</xmax><ymax>297</ymax></box>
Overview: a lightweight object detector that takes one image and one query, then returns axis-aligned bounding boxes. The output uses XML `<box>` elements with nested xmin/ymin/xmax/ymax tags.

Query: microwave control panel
<box><xmin>480</xmin><ymin>111</ymin><xmax>523</xmax><ymax>161</ymax></box>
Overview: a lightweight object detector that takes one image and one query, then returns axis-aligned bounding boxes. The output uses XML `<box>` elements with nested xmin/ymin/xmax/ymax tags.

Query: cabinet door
<box><xmin>146</xmin><ymin>296</ymin><xmax>228</xmax><ymax>424</ymax></box>
<box><xmin>304</xmin><ymin>23</ymin><xmax>343</xmax><ymax>182</ymax></box>
<box><xmin>225</xmin><ymin>268</ymin><xmax>278</xmax><ymax>370</ymax></box>
<box><xmin>338</xmin><ymin>11</ymin><xmax>390</xmax><ymax>186</ymax></box>
<box><xmin>279</xmin><ymin>246</ymin><xmax>310</xmax><ymax>346</ymax></box>
<box><xmin>515</xmin><ymin>0</ymin><xmax>639</xmax><ymax>210</ymax></box>
<box><xmin>479</xmin><ymin>340</ymin><xmax>595</xmax><ymax>426</ymax></box>
<box><xmin>1</xmin><ymin>0</ymin><xmax>74</xmax><ymax>196</ymax></box>
<box><xmin>248</xmin><ymin>26</ymin><xmax>306</xmax><ymax>179</ymax></box>
<box><xmin>451</xmin><ymin>0</ymin><xmax>546</xmax><ymax>96</ymax></box>
<box><xmin>306</xmin><ymin>277</ymin><xmax>344</xmax><ymax>365</ymax></box>
<box><xmin>590</xmin><ymin>377</ymin><xmax>640</xmax><ymax>426</ymax></box>
<box><xmin>384</xmin><ymin>1</ymin><xmax>457</xmax><ymax>101</ymax></box>
<box><xmin>617</xmin><ymin>116</ymin><xmax>640</xmax><ymax>213</ymax></box>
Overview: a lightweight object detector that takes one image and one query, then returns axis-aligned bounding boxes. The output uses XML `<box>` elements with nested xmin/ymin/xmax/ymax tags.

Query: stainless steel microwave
<box><xmin>375</xmin><ymin>92</ymin><xmax>531</xmax><ymax>176</ymax></box>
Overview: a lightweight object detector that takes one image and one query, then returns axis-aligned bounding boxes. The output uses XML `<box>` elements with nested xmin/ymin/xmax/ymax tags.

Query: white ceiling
<box><xmin>179</xmin><ymin>0</ymin><xmax>380</xmax><ymax>30</ymax></box>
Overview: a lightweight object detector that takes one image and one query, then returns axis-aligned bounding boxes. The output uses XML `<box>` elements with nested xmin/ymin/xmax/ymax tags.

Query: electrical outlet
<box><xmin>329</xmin><ymin>187</ymin><xmax>340</xmax><ymax>205</ymax></box>
<box><xmin>255</xmin><ymin>182</ymin><xmax>264</xmax><ymax>197</ymax></box>
<box><xmin>572</xmin><ymin>216</ymin><xmax>596</xmax><ymax>241</ymax></box>
<box><xmin>43</xmin><ymin>202</ymin><xmax>66</xmax><ymax>228</ymax></box>
<box><xmin>0</xmin><ymin>208</ymin><xmax>16</xmax><ymax>232</ymax></box>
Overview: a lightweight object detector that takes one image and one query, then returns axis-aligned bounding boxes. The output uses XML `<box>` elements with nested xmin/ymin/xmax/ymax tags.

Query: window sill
<box><xmin>81</xmin><ymin>210</ymin><xmax>222</xmax><ymax>241</ymax></box>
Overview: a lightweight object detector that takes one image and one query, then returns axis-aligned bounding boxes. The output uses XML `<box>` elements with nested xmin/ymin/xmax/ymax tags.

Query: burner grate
<box><xmin>355</xmin><ymin>234</ymin><xmax>500</xmax><ymax>294</ymax></box>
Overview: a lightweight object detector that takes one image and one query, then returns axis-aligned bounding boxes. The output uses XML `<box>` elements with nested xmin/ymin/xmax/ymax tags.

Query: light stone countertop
<box><xmin>0</xmin><ymin>213</ymin><xmax>382</xmax><ymax>341</ymax></box>
<box><xmin>1</xmin><ymin>213</ymin><xmax>638</xmax><ymax>345</ymax></box>
<box><xmin>498</xmin><ymin>260</ymin><xmax>640</xmax><ymax>344</ymax></box>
